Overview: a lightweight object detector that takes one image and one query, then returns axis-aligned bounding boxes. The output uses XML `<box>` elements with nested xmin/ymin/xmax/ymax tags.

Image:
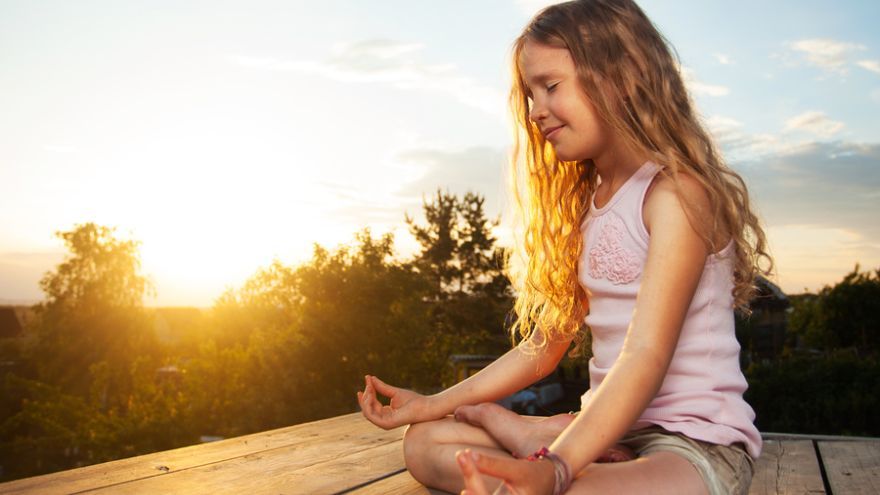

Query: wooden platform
<box><xmin>1</xmin><ymin>412</ymin><xmax>878</xmax><ymax>494</ymax></box>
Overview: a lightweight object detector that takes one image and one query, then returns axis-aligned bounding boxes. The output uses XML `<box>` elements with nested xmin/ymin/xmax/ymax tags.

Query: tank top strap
<box><xmin>619</xmin><ymin>161</ymin><xmax>662</xmax><ymax>246</ymax></box>
<box><xmin>594</xmin><ymin>160</ymin><xmax>661</xmax><ymax>214</ymax></box>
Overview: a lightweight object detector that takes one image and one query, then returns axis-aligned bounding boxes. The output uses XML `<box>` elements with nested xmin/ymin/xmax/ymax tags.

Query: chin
<box><xmin>554</xmin><ymin>149</ymin><xmax>586</xmax><ymax>162</ymax></box>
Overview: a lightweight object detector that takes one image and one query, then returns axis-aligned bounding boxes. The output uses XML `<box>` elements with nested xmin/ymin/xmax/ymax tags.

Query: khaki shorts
<box><xmin>617</xmin><ymin>425</ymin><xmax>756</xmax><ymax>495</ymax></box>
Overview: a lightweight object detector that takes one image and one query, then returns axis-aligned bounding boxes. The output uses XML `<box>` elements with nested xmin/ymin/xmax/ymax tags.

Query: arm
<box><xmin>426</xmin><ymin>331</ymin><xmax>573</xmax><ymax>419</ymax></box>
<box><xmin>548</xmin><ymin>174</ymin><xmax>713</xmax><ymax>473</ymax></box>
<box><xmin>360</xmin><ymin>325</ymin><xmax>573</xmax><ymax>428</ymax></box>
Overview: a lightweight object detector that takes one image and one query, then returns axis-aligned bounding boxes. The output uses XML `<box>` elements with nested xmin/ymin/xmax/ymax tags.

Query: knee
<box><xmin>402</xmin><ymin>421</ymin><xmax>436</xmax><ymax>482</ymax></box>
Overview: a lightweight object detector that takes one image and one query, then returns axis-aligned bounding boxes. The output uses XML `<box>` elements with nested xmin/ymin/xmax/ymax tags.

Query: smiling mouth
<box><xmin>544</xmin><ymin>125</ymin><xmax>563</xmax><ymax>138</ymax></box>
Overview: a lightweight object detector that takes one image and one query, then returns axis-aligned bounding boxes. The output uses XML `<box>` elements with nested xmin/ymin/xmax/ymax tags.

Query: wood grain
<box><xmin>82</xmin><ymin>436</ymin><xmax>406</xmax><ymax>494</ymax></box>
<box><xmin>749</xmin><ymin>439</ymin><xmax>825</xmax><ymax>494</ymax></box>
<box><xmin>0</xmin><ymin>413</ymin><xmax>398</xmax><ymax>495</ymax></box>
<box><xmin>819</xmin><ymin>441</ymin><xmax>880</xmax><ymax>494</ymax></box>
<box><xmin>5</xmin><ymin>412</ymin><xmax>878</xmax><ymax>495</ymax></box>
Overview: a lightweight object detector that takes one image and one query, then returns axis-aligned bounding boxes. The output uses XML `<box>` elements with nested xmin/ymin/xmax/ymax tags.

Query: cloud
<box><xmin>394</xmin><ymin>146</ymin><xmax>508</xmax><ymax>215</ymax></box>
<box><xmin>857</xmin><ymin>59</ymin><xmax>880</xmax><ymax>74</ymax></box>
<box><xmin>705</xmin><ymin>115</ymin><xmax>798</xmax><ymax>161</ymax></box>
<box><xmin>754</xmin><ymin>142</ymin><xmax>880</xmax><ymax>291</ymax></box>
<box><xmin>321</xmin><ymin>146</ymin><xmax>508</xmax><ymax>231</ymax></box>
<box><xmin>730</xmin><ymin>140</ymin><xmax>880</xmax><ymax>291</ymax></box>
<box><xmin>738</xmin><ymin>141</ymin><xmax>880</xmax><ymax>243</ymax></box>
<box><xmin>229</xmin><ymin>39</ymin><xmax>505</xmax><ymax>116</ymax></box>
<box><xmin>681</xmin><ymin>66</ymin><xmax>730</xmax><ymax>97</ymax></box>
<box><xmin>787</xmin><ymin>38</ymin><xmax>867</xmax><ymax>76</ymax></box>
<box><xmin>783</xmin><ymin>111</ymin><xmax>845</xmax><ymax>138</ymax></box>
<box><xmin>713</xmin><ymin>53</ymin><xmax>734</xmax><ymax>65</ymax></box>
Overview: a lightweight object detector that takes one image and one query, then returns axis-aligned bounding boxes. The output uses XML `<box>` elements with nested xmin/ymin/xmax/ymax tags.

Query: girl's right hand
<box><xmin>357</xmin><ymin>375</ymin><xmax>431</xmax><ymax>429</ymax></box>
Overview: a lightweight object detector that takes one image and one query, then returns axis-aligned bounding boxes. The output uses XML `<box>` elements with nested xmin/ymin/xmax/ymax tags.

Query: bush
<box><xmin>745</xmin><ymin>351</ymin><xmax>880</xmax><ymax>436</ymax></box>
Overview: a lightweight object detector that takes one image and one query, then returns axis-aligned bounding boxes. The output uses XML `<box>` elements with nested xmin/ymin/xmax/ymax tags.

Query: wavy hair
<box><xmin>505</xmin><ymin>0</ymin><xmax>773</xmax><ymax>356</ymax></box>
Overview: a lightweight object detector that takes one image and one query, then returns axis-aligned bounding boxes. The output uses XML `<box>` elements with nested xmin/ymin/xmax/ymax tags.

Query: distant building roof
<box><xmin>756</xmin><ymin>275</ymin><xmax>788</xmax><ymax>301</ymax></box>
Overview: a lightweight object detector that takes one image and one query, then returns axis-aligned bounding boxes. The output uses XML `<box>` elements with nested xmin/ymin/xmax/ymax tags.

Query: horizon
<box><xmin>2</xmin><ymin>0</ymin><xmax>879</xmax><ymax>306</ymax></box>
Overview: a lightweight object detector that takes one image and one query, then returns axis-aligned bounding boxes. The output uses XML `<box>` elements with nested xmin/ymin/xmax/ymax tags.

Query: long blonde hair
<box><xmin>505</xmin><ymin>0</ymin><xmax>773</xmax><ymax>356</ymax></box>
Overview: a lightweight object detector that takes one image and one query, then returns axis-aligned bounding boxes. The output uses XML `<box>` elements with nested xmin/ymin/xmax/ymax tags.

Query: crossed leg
<box><xmin>403</xmin><ymin>402</ymin><xmax>636</xmax><ymax>494</ymax></box>
<box><xmin>453</xmin><ymin>402</ymin><xmax>634</xmax><ymax>462</ymax></box>
<box><xmin>456</xmin><ymin>447</ymin><xmax>710</xmax><ymax>495</ymax></box>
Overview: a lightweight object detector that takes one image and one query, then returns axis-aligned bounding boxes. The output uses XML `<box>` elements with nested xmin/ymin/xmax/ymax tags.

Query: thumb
<box><xmin>469</xmin><ymin>451</ymin><xmax>523</xmax><ymax>480</ymax></box>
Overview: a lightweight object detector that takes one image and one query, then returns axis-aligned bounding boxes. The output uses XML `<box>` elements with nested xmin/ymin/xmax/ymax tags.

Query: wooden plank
<box><xmin>749</xmin><ymin>440</ymin><xmax>825</xmax><ymax>495</ymax></box>
<box><xmin>347</xmin><ymin>470</ymin><xmax>435</xmax><ymax>494</ymax></box>
<box><xmin>819</xmin><ymin>441</ymin><xmax>880</xmax><ymax>494</ymax></box>
<box><xmin>83</xmin><ymin>436</ymin><xmax>406</xmax><ymax>494</ymax></box>
<box><xmin>0</xmin><ymin>413</ymin><xmax>381</xmax><ymax>495</ymax></box>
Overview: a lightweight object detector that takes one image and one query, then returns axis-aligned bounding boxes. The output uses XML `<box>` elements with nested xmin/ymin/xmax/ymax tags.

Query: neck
<box><xmin>592</xmin><ymin>137</ymin><xmax>647</xmax><ymax>184</ymax></box>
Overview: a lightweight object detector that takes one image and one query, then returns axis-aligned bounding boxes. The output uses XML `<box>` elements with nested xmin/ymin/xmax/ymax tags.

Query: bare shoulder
<box><xmin>643</xmin><ymin>170</ymin><xmax>713</xmax><ymax>238</ymax></box>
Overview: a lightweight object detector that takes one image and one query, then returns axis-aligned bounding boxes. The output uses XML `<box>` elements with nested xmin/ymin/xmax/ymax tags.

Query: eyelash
<box><xmin>527</xmin><ymin>82</ymin><xmax>559</xmax><ymax>101</ymax></box>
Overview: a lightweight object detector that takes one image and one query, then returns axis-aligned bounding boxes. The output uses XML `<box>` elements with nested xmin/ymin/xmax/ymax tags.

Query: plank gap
<box><xmin>333</xmin><ymin>467</ymin><xmax>408</xmax><ymax>495</ymax></box>
<box><xmin>813</xmin><ymin>440</ymin><xmax>833</xmax><ymax>495</ymax></box>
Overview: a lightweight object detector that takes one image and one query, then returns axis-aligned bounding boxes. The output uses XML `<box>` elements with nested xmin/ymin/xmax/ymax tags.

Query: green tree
<box><xmin>405</xmin><ymin>190</ymin><xmax>514</xmax><ymax>384</ymax></box>
<box><xmin>189</xmin><ymin>228</ymin><xmax>436</xmax><ymax>433</ymax></box>
<box><xmin>0</xmin><ymin>223</ymin><xmax>178</xmax><ymax>481</ymax></box>
<box><xmin>788</xmin><ymin>265</ymin><xmax>880</xmax><ymax>356</ymax></box>
<box><xmin>406</xmin><ymin>190</ymin><xmax>460</xmax><ymax>297</ymax></box>
<box><xmin>406</xmin><ymin>190</ymin><xmax>508</xmax><ymax>298</ymax></box>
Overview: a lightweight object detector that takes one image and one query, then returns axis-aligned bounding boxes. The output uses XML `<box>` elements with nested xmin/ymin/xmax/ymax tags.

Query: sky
<box><xmin>1</xmin><ymin>0</ymin><xmax>878</xmax><ymax>307</ymax></box>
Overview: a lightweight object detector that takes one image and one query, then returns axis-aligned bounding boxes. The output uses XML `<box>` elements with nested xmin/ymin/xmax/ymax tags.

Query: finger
<box><xmin>468</xmin><ymin>451</ymin><xmax>522</xmax><ymax>480</ymax></box>
<box><xmin>366</xmin><ymin>382</ymin><xmax>394</xmax><ymax>426</ymax></box>
<box><xmin>364</xmin><ymin>380</ymin><xmax>381</xmax><ymax>415</ymax></box>
<box><xmin>369</xmin><ymin>375</ymin><xmax>396</xmax><ymax>397</ymax></box>
<box><xmin>456</xmin><ymin>450</ymin><xmax>490</xmax><ymax>495</ymax></box>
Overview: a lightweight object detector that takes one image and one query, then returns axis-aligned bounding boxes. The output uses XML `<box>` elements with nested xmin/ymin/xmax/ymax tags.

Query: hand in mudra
<box><xmin>357</xmin><ymin>375</ymin><xmax>430</xmax><ymax>429</ymax></box>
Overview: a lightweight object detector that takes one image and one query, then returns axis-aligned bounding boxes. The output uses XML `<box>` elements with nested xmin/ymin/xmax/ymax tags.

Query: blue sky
<box><xmin>1</xmin><ymin>0</ymin><xmax>878</xmax><ymax>306</ymax></box>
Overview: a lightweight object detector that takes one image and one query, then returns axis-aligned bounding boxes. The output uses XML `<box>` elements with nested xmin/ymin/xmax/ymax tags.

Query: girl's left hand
<box><xmin>455</xmin><ymin>448</ymin><xmax>557</xmax><ymax>495</ymax></box>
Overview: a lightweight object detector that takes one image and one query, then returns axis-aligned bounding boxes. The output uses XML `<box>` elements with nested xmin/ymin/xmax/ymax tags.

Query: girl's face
<box><xmin>519</xmin><ymin>40</ymin><xmax>610</xmax><ymax>162</ymax></box>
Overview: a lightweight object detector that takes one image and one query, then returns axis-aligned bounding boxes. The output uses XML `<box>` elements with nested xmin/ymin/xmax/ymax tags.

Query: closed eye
<box><xmin>547</xmin><ymin>82</ymin><xmax>559</xmax><ymax>92</ymax></box>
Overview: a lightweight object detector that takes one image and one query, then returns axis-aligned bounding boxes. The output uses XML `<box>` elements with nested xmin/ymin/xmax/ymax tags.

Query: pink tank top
<box><xmin>578</xmin><ymin>161</ymin><xmax>762</xmax><ymax>459</ymax></box>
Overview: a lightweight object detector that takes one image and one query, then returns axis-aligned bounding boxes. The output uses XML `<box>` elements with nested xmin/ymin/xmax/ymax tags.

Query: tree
<box><xmin>406</xmin><ymin>189</ymin><xmax>508</xmax><ymax>298</ymax></box>
<box><xmin>405</xmin><ymin>190</ymin><xmax>460</xmax><ymax>297</ymax></box>
<box><xmin>405</xmin><ymin>190</ymin><xmax>514</xmax><ymax>384</ymax></box>
<box><xmin>1</xmin><ymin>223</ymin><xmax>182</xmax><ymax>481</ymax></box>
<box><xmin>788</xmin><ymin>264</ymin><xmax>880</xmax><ymax>356</ymax></box>
<box><xmin>30</xmin><ymin>223</ymin><xmax>158</xmax><ymax>400</ymax></box>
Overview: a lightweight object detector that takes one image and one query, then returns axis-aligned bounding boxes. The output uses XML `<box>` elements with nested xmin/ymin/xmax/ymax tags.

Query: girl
<box><xmin>358</xmin><ymin>0</ymin><xmax>772</xmax><ymax>493</ymax></box>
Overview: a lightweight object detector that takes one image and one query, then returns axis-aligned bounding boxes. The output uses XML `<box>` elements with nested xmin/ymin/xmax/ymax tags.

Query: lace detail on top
<box><xmin>588</xmin><ymin>216</ymin><xmax>641</xmax><ymax>285</ymax></box>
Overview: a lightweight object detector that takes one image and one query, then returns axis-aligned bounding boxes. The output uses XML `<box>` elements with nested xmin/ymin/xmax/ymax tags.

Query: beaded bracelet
<box><xmin>525</xmin><ymin>446</ymin><xmax>573</xmax><ymax>495</ymax></box>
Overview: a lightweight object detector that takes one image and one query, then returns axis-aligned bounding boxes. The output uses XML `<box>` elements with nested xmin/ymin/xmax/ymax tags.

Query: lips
<box><xmin>543</xmin><ymin>125</ymin><xmax>564</xmax><ymax>139</ymax></box>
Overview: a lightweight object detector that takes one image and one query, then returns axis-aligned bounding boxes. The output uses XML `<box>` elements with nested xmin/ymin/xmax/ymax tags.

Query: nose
<box><xmin>528</xmin><ymin>97</ymin><xmax>547</xmax><ymax>124</ymax></box>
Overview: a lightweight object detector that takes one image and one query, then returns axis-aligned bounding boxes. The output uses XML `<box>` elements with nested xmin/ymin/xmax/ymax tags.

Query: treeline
<box><xmin>0</xmin><ymin>190</ymin><xmax>877</xmax><ymax>481</ymax></box>
<box><xmin>0</xmin><ymin>190</ymin><xmax>515</xmax><ymax>482</ymax></box>
<box><xmin>744</xmin><ymin>265</ymin><xmax>880</xmax><ymax>436</ymax></box>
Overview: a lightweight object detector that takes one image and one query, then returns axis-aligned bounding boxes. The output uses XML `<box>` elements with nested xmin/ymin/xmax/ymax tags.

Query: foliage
<box><xmin>406</xmin><ymin>189</ymin><xmax>508</xmax><ymax>298</ymax></box>
<box><xmin>787</xmin><ymin>264</ymin><xmax>880</xmax><ymax>356</ymax></box>
<box><xmin>0</xmin><ymin>224</ymin><xmax>177</xmax><ymax>480</ymax></box>
<box><xmin>745</xmin><ymin>351</ymin><xmax>880</xmax><ymax>436</ymax></box>
<box><xmin>30</xmin><ymin>223</ymin><xmax>159</xmax><ymax>397</ymax></box>
<box><xmin>406</xmin><ymin>190</ymin><xmax>514</xmax><ymax>384</ymax></box>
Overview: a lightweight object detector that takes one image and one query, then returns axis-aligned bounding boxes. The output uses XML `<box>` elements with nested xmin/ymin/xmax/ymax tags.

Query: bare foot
<box><xmin>453</xmin><ymin>402</ymin><xmax>635</xmax><ymax>463</ymax></box>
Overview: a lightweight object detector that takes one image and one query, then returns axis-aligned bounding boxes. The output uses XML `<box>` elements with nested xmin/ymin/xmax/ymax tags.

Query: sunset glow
<box><xmin>2</xmin><ymin>0</ymin><xmax>878</xmax><ymax>306</ymax></box>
